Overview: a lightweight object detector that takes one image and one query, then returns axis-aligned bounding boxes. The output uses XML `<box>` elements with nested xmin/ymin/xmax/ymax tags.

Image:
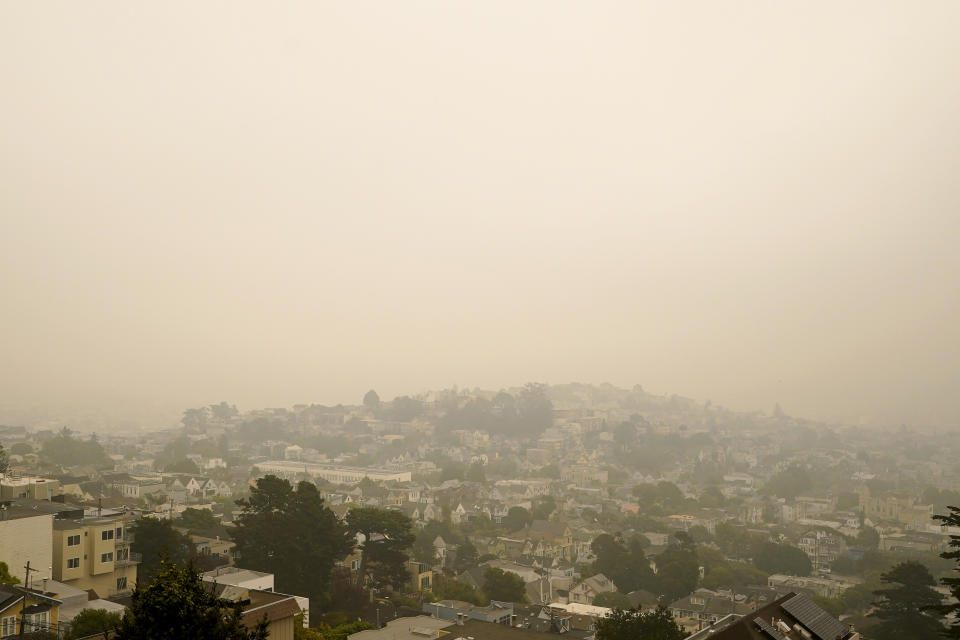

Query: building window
<box><xmin>116</xmin><ymin>527</ymin><xmax>123</xmax><ymax>538</ymax></box>
<box><xmin>101</xmin><ymin>552</ymin><xmax>114</xmax><ymax>563</ymax></box>
<box><xmin>117</xmin><ymin>576</ymin><xmax>127</xmax><ymax>591</ymax></box>
<box><xmin>67</xmin><ymin>534</ymin><xmax>81</xmax><ymax>546</ymax></box>
<box><xmin>102</xmin><ymin>529</ymin><xmax>115</xmax><ymax>541</ymax></box>
<box><xmin>117</xmin><ymin>548</ymin><xmax>128</xmax><ymax>561</ymax></box>
<box><xmin>1</xmin><ymin>616</ymin><xmax>17</xmax><ymax>637</ymax></box>
<box><xmin>67</xmin><ymin>557</ymin><xmax>80</xmax><ymax>569</ymax></box>
<box><xmin>24</xmin><ymin>612</ymin><xmax>48</xmax><ymax>633</ymax></box>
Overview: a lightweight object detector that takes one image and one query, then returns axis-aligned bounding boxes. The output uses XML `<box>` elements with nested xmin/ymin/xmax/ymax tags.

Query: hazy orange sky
<box><xmin>2</xmin><ymin>2</ymin><xmax>958</xmax><ymax>429</ymax></box>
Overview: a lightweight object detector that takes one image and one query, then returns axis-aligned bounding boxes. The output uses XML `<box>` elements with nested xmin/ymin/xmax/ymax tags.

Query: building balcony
<box><xmin>115</xmin><ymin>552</ymin><xmax>142</xmax><ymax>568</ymax></box>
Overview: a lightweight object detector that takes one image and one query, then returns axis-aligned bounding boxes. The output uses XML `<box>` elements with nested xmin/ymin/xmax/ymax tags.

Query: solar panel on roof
<box><xmin>781</xmin><ymin>593</ymin><xmax>847</xmax><ymax>640</ymax></box>
<box><xmin>753</xmin><ymin>617</ymin><xmax>789</xmax><ymax>640</ymax></box>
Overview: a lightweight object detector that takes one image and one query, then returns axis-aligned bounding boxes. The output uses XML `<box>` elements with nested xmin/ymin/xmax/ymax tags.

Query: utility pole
<box><xmin>18</xmin><ymin>560</ymin><xmax>38</xmax><ymax>638</ymax></box>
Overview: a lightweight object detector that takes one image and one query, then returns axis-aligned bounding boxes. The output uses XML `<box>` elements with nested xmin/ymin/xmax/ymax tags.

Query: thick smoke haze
<box><xmin>1</xmin><ymin>2</ymin><xmax>958</xmax><ymax>429</ymax></box>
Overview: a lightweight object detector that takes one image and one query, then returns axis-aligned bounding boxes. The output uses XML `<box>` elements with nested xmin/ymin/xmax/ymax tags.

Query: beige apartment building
<box><xmin>0</xmin><ymin>502</ymin><xmax>57</xmax><ymax>587</ymax></box>
<box><xmin>0</xmin><ymin>477</ymin><xmax>60</xmax><ymax>501</ymax></box>
<box><xmin>52</xmin><ymin>511</ymin><xmax>138</xmax><ymax>597</ymax></box>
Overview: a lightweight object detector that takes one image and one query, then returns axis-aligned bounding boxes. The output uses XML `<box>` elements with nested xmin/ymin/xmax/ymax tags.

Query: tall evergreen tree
<box><xmin>871</xmin><ymin>561</ymin><xmax>945</xmax><ymax>640</ymax></box>
<box><xmin>130</xmin><ymin>518</ymin><xmax>192</xmax><ymax>584</ymax></box>
<box><xmin>345</xmin><ymin>507</ymin><xmax>415</xmax><ymax>590</ymax></box>
<box><xmin>935</xmin><ymin>506</ymin><xmax>960</xmax><ymax>637</ymax></box>
<box><xmin>655</xmin><ymin>533</ymin><xmax>699</xmax><ymax>602</ymax></box>
<box><xmin>233</xmin><ymin>476</ymin><xmax>352</xmax><ymax>607</ymax></box>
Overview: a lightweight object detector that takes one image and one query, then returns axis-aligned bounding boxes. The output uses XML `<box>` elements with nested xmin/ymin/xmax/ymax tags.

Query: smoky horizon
<box><xmin>2</xmin><ymin>2</ymin><xmax>959</xmax><ymax>431</ymax></box>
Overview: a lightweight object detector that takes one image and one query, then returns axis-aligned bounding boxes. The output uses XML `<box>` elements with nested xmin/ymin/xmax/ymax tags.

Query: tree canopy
<box><xmin>655</xmin><ymin>533</ymin><xmax>700</xmax><ymax>602</ymax></box>
<box><xmin>752</xmin><ymin>541</ymin><xmax>812</xmax><ymax>576</ymax></box>
<box><xmin>130</xmin><ymin>518</ymin><xmax>193</xmax><ymax>583</ymax></box>
<box><xmin>66</xmin><ymin>608</ymin><xmax>123</xmax><ymax>640</ymax></box>
<box><xmin>594</xmin><ymin>606</ymin><xmax>685</xmax><ymax>640</ymax></box>
<box><xmin>870</xmin><ymin>561</ymin><xmax>945</xmax><ymax>640</ymax></box>
<box><xmin>117</xmin><ymin>562</ymin><xmax>267</xmax><ymax>640</ymax></box>
<box><xmin>936</xmin><ymin>505</ymin><xmax>960</xmax><ymax>637</ymax></box>
<box><xmin>363</xmin><ymin>390</ymin><xmax>380</xmax><ymax>410</ymax></box>
<box><xmin>178</xmin><ymin>507</ymin><xmax>223</xmax><ymax>536</ymax></box>
<box><xmin>452</xmin><ymin>540</ymin><xmax>480</xmax><ymax>574</ymax></box>
<box><xmin>483</xmin><ymin>567</ymin><xmax>527</xmax><ymax>603</ymax></box>
<box><xmin>233</xmin><ymin>475</ymin><xmax>352</xmax><ymax>607</ymax></box>
<box><xmin>591</xmin><ymin>534</ymin><xmax>656</xmax><ymax>594</ymax></box>
<box><xmin>345</xmin><ymin>507</ymin><xmax>415</xmax><ymax>590</ymax></box>
<box><xmin>0</xmin><ymin>561</ymin><xmax>20</xmax><ymax>585</ymax></box>
<box><xmin>40</xmin><ymin>430</ymin><xmax>111</xmax><ymax>467</ymax></box>
<box><xmin>165</xmin><ymin>457</ymin><xmax>201</xmax><ymax>474</ymax></box>
<box><xmin>763</xmin><ymin>465</ymin><xmax>813</xmax><ymax>500</ymax></box>
<box><xmin>592</xmin><ymin>591</ymin><xmax>633</xmax><ymax>609</ymax></box>
<box><xmin>503</xmin><ymin>507</ymin><xmax>531</xmax><ymax>533</ymax></box>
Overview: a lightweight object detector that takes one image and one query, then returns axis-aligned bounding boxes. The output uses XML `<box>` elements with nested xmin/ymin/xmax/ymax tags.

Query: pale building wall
<box><xmin>0</xmin><ymin>515</ymin><xmax>54</xmax><ymax>584</ymax></box>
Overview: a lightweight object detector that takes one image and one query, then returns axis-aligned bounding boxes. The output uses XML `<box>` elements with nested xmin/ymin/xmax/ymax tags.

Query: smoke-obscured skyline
<box><xmin>2</xmin><ymin>2</ymin><xmax>959</xmax><ymax>429</ymax></box>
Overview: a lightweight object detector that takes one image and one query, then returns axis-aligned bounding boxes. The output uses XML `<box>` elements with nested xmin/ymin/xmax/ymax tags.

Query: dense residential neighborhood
<box><xmin>1</xmin><ymin>384</ymin><xmax>959</xmax><ymax>639</ymax></box>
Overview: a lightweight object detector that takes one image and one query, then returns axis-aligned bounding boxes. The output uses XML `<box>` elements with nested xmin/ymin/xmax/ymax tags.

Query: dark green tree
<box><xmin>165</xmin><ymin>457</ymin><xmax>201</xmax><ymax>474</ymax></box>
<box><xmin>591</xmin><ymin>534</ymin><xmax>628</xmax><ymax>579</ymax></box>
<box><xmin>0</xmin><ymin>561</ymin><xmax>20</xmax><ymax>584</ymax></box>
<box><xmin>594</xmin><ymin>606</ymin><xmax>684</xmax><ymax>640</ymax></box>
<box><xmin>871</xmin><ymin>561</ymin><xmax>945</xmax><ymax>640</ymax></box>
<box><xmin>503</xmin><ymin>507</ymin><xmax>531</xmax><ymax>533</ymax></box>
<box><xmin>517</xmin><ymin>383</ymin><xmax>553</xmax><ymax>435</ymax></box>
<box><xmin>0</xmin><ymin>445</ymin><xmax>8</xmax><ymax>474</ymax></box>
<box><xmin>209</xmin><ymin>402</ymin><xmax>238</xmax><ymax>420</ymax></box>
<box><xmin>656</xmin><ymin>482</ymin><xmax>684</xmax><ymax>508</ymax></box>
<box><xmin>452</xmin><ymin>540</ymin><xmax>479</xmax><ymax>574</ymax></box>
<box><xmin>363</xmin><ymin>390</ymin><xmax>381</xmax><ymax>410</ymax></box>
<box><xmin>387</xmin><ymin>396</ymin><xmax>423</xmax><ymax>421</ymax></box>
<box><xmin>345</xmin><ymin>507</ymin><xmax>415</xmax><ymax>590</ymax></box>
<box><xmin>617</xmin><ymin>535</ymin><xmax>657</xmax><ymax>593</ymax></box>
<box><xmin>936</xmin><ymin>505</ymin><xmax>960</xmax><ymax>637</ymax></box>
<box><xmin>466</xmin><ymin>463</ymin><xmax>486</xmax><ymax>483</ymax></box>
<box><xmin>178</xmin><ymin>508</ymin><xmax>222</xmax><ymax>535</ymax></box>
<box><xmin>181</xmin><ymin>407</ymin><xmax>209</xmax><ymax>431</ymax></box>
<box><xmin>130</xmin><ymin>518</ymin><xmax>192</xmax><ymax>583</ymax></box>
<box><xmin>66</xmin><ymin>608</ymin><xmax>123</xmax><ymax>640</ymax></box>
<box><xmin>40</xmin><ymin>431</ymin><xmax>111</xmax><ymax>467</ymax></box>
<box><xmin>483</xmin><ymin>567</ymin><xmax>527</xmax><ymax>603</ymax></box>
<box><xmin>856</xmin><ymin>526</ymin><xmax>881</xmax><ymax>550</ymax></box>
<box><xmin>531</xmin><ymin>496</ymin><xmax>557</xmax><ymax>520</ymax></box>
<box><xmin>655</xmin><ymin>533</ymin><xmax>699</xmax><ymax>602</ymax></box>
<box><xmin>233</xmin><ymin>476</ymin><xmax>352</xmax><ymax>607</ymax></box>
<box><xmin>411</xmin><ymin>530</ymin><xmax>438</xmax><ymax>565</ymax></box>
<box><xmin>9</xmin><ymin>442</ymin><xmax>32</xmax><ymax>456</ymax></box>
<box><xmin>592</xmin><ymin>591</ymin><xmax>633</xmax><ymax>609</ymax></box>
<box><xmin>432</xmin><ymin>575</ymin><xmax>489</xmax><ymax>606</ymax></box>
<box><xmin>751</xmin><ymin>541</ymin><xmax>812</xmax><ymax>576</ymax></box>
<box><xmin>763</xmin><ymin>465</ymin><xmax>813</xmax><ymax>500</ymax></box>
<box><xmin>116</xmin><ymin>562</ymin><xmax>268</xmax><ymax>640</ymax></box>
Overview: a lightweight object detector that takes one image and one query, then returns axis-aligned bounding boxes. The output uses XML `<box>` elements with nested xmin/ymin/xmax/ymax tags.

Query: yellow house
<box><xmin>0</xmin><ymin>583</ymin><xmax>62</xmax><ymax>638</ymax></box>
<box><xmin>52</xmin><ymin>512</ymin><xmax>138</xmax><ymax>598</ymax></box>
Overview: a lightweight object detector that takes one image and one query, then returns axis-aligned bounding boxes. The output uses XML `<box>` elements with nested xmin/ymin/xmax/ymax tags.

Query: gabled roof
<box><xmin>572</xmin><ymin>573</ymin><xmax>614</xmax><ymax>595</ymax></box>
<box><xmin>0</xmin><ymin>584</ymin><xmax>63</xmax><ymax>616</ymax></box>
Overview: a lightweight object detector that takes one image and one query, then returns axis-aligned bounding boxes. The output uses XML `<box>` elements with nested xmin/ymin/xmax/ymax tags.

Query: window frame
<box><xmin>1</xmin><ymin>615</ymin><xmax>17</xmax><ymax>638</ymax></box>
